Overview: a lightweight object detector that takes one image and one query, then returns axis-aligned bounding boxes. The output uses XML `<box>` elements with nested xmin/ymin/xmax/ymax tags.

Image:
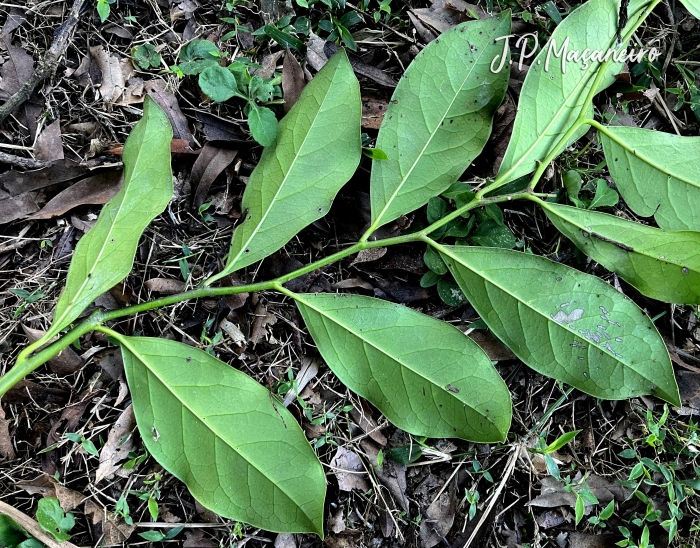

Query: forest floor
<box><xmin>1</xmin><ymin>0</ymin><xmax>700</xmax><ymax>547</ymax></box>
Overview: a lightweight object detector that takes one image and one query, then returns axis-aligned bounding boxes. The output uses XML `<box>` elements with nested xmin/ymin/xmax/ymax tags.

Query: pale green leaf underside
<box><xmin>294</xmin><ymin>293</ymin><xmax>512</xmax><ymax>442</ymax></box>
<box><xmin>48</xmin><ymin>97</ymin><xmax>173</xmax><ymax>339</ymax></box>
<box><xmin>678</xmin><ymin>0</ymin><xmax>700</xmax><ymax>19</ymax></box>
<box><xmin>211</xmin><ymin>50</ymin><xmax>361</xmax><ymax>282</ymax></box>
<box><xmin>497</xmin><ymin>0</ymin><xmax>649</xmax><ymax>185</ymax></box>
<box><xmin>370</xmin><ymin>13</ymin><xmax>510</xmax><ymax>229</ymax></box>
<box><xmin>600</xmin><ymin>125</ymin><xmax>700</xmax><ymax>230</ymax></box>
<box><xmin>543</xmin><ymin>202</ymin><xmax>700</xmax><ymax>305</ymax></box>
<box><xmin>120</xmin><ymin>337</ymin><xmax>326</xmax><ymax>536</ymax></box>
<box><xmin>440</xmin><ymin>246</ymin><xmax>680</xmax><ymax>406</ymax></box>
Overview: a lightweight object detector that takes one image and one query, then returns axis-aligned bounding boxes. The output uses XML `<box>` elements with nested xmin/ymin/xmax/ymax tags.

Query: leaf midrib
<box><xmin>439</xmin><ymin>246</ymin><xmax>662</xmax><ymax>385</ymax></box>
<box><xmin>226</xmin><ymin>60</ymin><xmax>344</xmax><ymax>272</ymax></box>
<box><xmin>372</xmin><ymin>18</ymin><xmax>501</xmax><ymax>227</ymax></box>
<box><xmin>121</xmin><ymin>338</ymin><xmax>317</xmax><ymax>531</ymax></box>
<box><xmin>295</xmin><ymin>295</ymin><xmax>499</xmax><ymax>429</ymax></box>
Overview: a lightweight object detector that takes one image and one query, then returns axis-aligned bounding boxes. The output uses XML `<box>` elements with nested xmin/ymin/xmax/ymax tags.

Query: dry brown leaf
<box><xmin>350</xmin><ymin>405</ymin><xmax>387</xmax><ymax>446</ymax></box>
<box><xmin>54</xmin><ymin>483</ymin><xmax>85</xmax><ymax>512</ymax></box>
<box><xmin>0</xmin><ymin>40</ymin><xmax>33</xmax><ymax>98</ymax></box>
<box><xmin>190</xmin><ymin>143</ymin><xmax>237</xmax><ymax>208</ymax></box>
<box><xmin>254</xmin><ymin>50</ymin><xmax>284</xmax><ymax>79</ymax></box>
<box><xmin>250</xmin><ymin>302</ymin><xmax>277</xmax><ymax>346</ymax></box>
<box><xmin>330</xmin><ymin>447</ymin><xmax>370</xmax><ymax>492</ymax></box>
<box><xmin>144</xmin><ymin>79</ymin><xmax>194</xmax><ymax>144</ymax></box>
<box><xmin>0</xmin><ymin>407</ymin><xmax>14</xmax><ymax>460</ymax></box>
<box><xmin>328</xmin><ymin>508</ymin><xmax>346</xmax><ymax>534</ymax></box>
<box><xmin>419</xmin><ymin>482</ymin><xmax>457</xmax><ymax>548</ymax></box>
<box><xmin>0</xmin><ymin>191</ymin><xmax>39</xmax><ymax>224</ymax></box>
<box><xmin>22</xmin><ymin>325</ymin><xmax>84</xmax><ymax>375</ymax></box>
<box><xmin>90</xmin><ymin>45</ymin><xmax>132</xmax><ymax>103</ymax></box>
<box><xmin>332</xmin><ymin>278</ymin><xmax>374</xmax><ymax>290</ymax></box>
<box><xmin>282</xmin><ymin>51</ymin><xmax>306</xmax><ymax>113</ymax></box>
<box><xmin>350</xmin><ymin>247</ymin><xmax>387</xmax><ymax>266</ymax></box>
<box><xmin>35</xmin><ymin>120</ymin><xmax>64</xmax><ymax>162</ymax></box>
<box><xmin>29</xmin><ymin>170</ymin><xmax>123</xmax><ymax>220</ymax></box>
<box><xmin>95</xmin><ymin>404</ymin><xmax>137</xmax><ymax>483</ymax></box>
<box><xmin>17</xmin><ymin>474</ymin><xmax>56</xmax><ymax>497</ymax></box>
<box><xmin>361</xmin><ymin>439</ymin><xmax>409</xmax><ymax>511</ymax></box>
<box><xmin>0</xmin><ymin>7</ymin><xmax>26</xmax><ymax>39</ymax></box>
<box><xmin>362</xmin><ymin>96</ymin><xmax>387</xmax><ymax>129</ymax></box>
<box><xmin>0</xmin><ymin>159</ymin><xmax>88</xmax><ymax>196</ymax></box>
<box><xmin>145</xmin><ymin>278</ymin><xmax>186</xmax><ymax>294</ymax></box>
<box><xmin>282</xmin><ymin>356</ymin><xmax>320</xmax><ymax>407</ymax></box>
<box><xmin>466</xmin><ymin>329</ymin><xmax>517</xmax><ymax>361</ymax></box>
<box><xmin>85</xmin><ymin>500</ymin><xmax>136</xmax><ymax>544</ymax></box>
<box><xmin>184</xmin><ymin>530</ymin><xmax>219</xmax><ymax>547</ymax></box>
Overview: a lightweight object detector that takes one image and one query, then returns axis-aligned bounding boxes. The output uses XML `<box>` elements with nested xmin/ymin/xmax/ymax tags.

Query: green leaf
<box><xmin>119</xmin><ymin>336</ymin><xmax>326</xmax><ymax>535</ymax></box>
<box><xmin>497</xmin><ymin>0</ymin><xmax>650</xmax><ymax>185</ymax></box>
<box><xmin>438</xmin><ymin>245</ymin><xmax>680</xmax><ymax>405</ymax></box>
<box><xmin>420</xmin><ymin>270</ymin><xmax>442</xmax><ymax>288</ymax></box>
<box><xmin>587</xmin><ymin>179</ymin><xmax>619</xmax><ymax>209</ymax></box>
<box><xmin>362</xmin><ymin>147</ymin><xmax>388</xmax><ymax>160</ymax></box>
<box><xmin>599</xmin><ymin>499</ymin><xmax>615</xmax><ymax>520</ymax></box>
<box><xmin>0</xmin><ymin>514</ymin><xmax>31</xmax><ymax>548</ymax></box>
<box><xmin>36</xmin><ymin>498</ymin><xmax>74</xmax><ymax>542</ymax></box>
<box><xmin>541</xmin><ymin>429</ymin><xmax>581</xmax><ymax>454</ymax></box>
<box><xmin>181</xmin><ymin>40</ymin><xmax>220</xmax><ymax>62</ymax></box>
<box><xmin>469</xmin><ymin>219</ymin><xmax>517</xmax><ymax>248</ymax></box>
<box><xmin>575</xmin><ymin>494</ymin><xmax>585</xmax><ymax>525</ymax></box>
<box><xmin>96</xmin><ymin>0</ymin><xmax>110</xmax><ymax>22</ymax></box>
<box><xmin>437</xmin><ymin>277</ymin><xmax>465</xmax><ymax>306</ymax></box>
<box><xmin>199</xmin><ymin>65</ymin><xmax>242</xmax><ymax>102</ymax></box>
<box><xmin>369</xmin><ymin>13</ymin><xmax>511</xmax><ymax>229</ymax></box>
<box><xmin>248</xmin><ymin>105</ymin><xmax>279</xmax><ymax>147</ymax></box>
<box><xmin>681</xmin><ymin>0</ymin><xmax>700</xmax><ymax>22</ymax></box>
<box><xmin>132</xmin><ymin>44</ymin><xmax>161</xmax><ymax>70</ymax></box>
<box><xmin>542</xmin><ymin>202</ymin><xmax>700</xmax><ymax>304</ymax></box>
<box><xmin>262</xmin><ymin>24</ymin><xmax>306</xmax><ymax>53</ymax></box>
<box><xmin>293</xmin><ymin>293</ymin><xmax>511</xmax><ymax>442</ymax></box>
<box><xmin>17</xmin><ymin>539</ymin><xmax>43</xmax><ymax>548</ymax></box>
<box><xmin>46</xmin><ymin>97</ymin><xmax>173</xmax><ymax>340</ymax></box>
<box><xmin>563</xmin><ymin>170</ymin><xmax>583</xmax><ymax>200</ymax></box>
<box><xmin>599</xmin><ymin>125</ymin><xmax>700</xmax><ymax>230</ymax></box>
<box><xmin>139</xmin><ymin>531</ymin><xmax>165</xmax><ymax>542</ymax></box>
<box><xmin>207</xmin><ymin>51</ymin><xmax>361</xmax><ymax>283</ymax></box>
<box><xmin>424</xmin><ymin>245</ymin><xmax>448</xmax><ymax>275</ymax></box>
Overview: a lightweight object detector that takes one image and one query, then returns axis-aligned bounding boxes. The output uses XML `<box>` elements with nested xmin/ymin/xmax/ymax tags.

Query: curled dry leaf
<box><xmin>350</xmin><ymin>247</ymin><xmax>387</xmax><ymax>266</ymax></box>
<box><xmin>95</xmin><ymin>404</ymin><xmax>137</xmax><ymax>483</ymax></box>
<box><xmin>0</xmin><ymin>407</ymin><xmax>15</xmax><ymax>459</ymax></box>
<box><xmin>144</xmin><ymin>79</ymin><xmax>194</xmax><ymax>144</ymax></box>
<box><xmin>282</xmin><ymin>50</ymin><xmax>306</xmax><ymax>113</ymax></box>
<box><xmin>190</xmin><ymin>143</ymin><xmax>237</xmax><ymax>208</ymax></box>
<box><xmin>90</xmin><ymin>45</ymin><xmax>133</xmax><ymax>104</ymax></box>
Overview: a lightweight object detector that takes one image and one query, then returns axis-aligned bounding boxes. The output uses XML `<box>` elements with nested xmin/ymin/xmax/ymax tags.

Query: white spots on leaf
<box><xmin>551</xmin><ymin>308</ymin><xmax>584</xmax><ymax>324</ymax></box>
<box><xmin>682</xmin><ymin>267</ymin><xmax>689</xmax><ymax>275</ymax></box>
<box><xmin>152</xmin><ymin>427</ymin><xmax>160</xmax><ymax>442</ymax></box>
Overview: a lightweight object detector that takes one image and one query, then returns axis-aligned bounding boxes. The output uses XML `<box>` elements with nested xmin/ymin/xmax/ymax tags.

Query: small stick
<box><xmin>0</xmin><ymin>150</ymin><xmax>48</xmax><ymax>170</ymax></box>
<box><xmin>0</xmin><ymin>0</ymin><xmax>85</xmax><ymax>125</ymax></box>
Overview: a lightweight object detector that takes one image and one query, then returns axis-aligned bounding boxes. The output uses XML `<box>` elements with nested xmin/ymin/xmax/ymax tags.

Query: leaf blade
<box><xmin>209</xmin><ymin>50</ymin><xmax>361</xmax><ymax>282</ymax></box>
<box><xmin>47</xmin><ymin>97</ymin><xmax>173</xmax><ymax>339</ymax></box>
<box><xmin>497</xmin><ymin>0</ymin><xmax>650</xmax><ymax>185</ymax></box>
<box><xmin>440</xmin><ymin>245</ymin><xmax>680</xmax><ymax>405</ymax></box>
<box><xmin>369</xmin><ymin>13</ymin><xmax>511</xmax><ymax>229</ymax></box>
<box><xmin>599</xmin><ymin>125</ymin><xmax>700</xmax><ymax>230</ymax></box>
<box><xmin>120</xmin><ymin>337</ymin><xmax>326</xmax><ymax>535</ymax></box>
<box><xmin>543</xmin><ymin>202</ymin><xmax>700</xmax><ymax>304</ymax></box>
<box><xmin>294</xmin><ymin>293</ymin><xmax>512</xmax><ymax>442</ymax></box>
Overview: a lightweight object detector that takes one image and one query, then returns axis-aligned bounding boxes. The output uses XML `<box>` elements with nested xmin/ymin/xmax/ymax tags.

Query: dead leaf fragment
<box><xmin>190</xmin><ymin>143</ymin><xmax>237</xmax><ymax>208</ymax></box>
<box><xmin>419</xmin><ymin>482</ymin><xmax>457</xmax><ymax>548</ymax></box>
<box><xmin>282</xmin><ymin>50</ymin><xmax>306</xmax><ymax>113</ymax></box>
<box><xmin>145</xmin><ymin>278</ymin><xmax>186</xmax><ymax>294</ymax></box>
<box><xmin>85</xmin><ymin>500</ymin><xmax>136</xmax><ymax>544</ymax></box>
<box><xmin>29</xmin><ymin>170</ymin><xmax>123</xmax><ymax>220</ymax></box>
<box><xmin>95</xmin><ymin>404</ymin><xmax>137</xmax><ymax>483</ymax></box>
<box><xmin>250</xmin><ymin>301</ymin><xmax>278</xmax><ymax>346</ymax></box>
<box><xmin>0</xmin><ymin>407</ymin><xmax>14</xmax><ymax>459</ymax></box>
<box><xmin>351</xmin><ymin>247</ymin><xmax>387</xmax><ymax>266</ymax></box>
<box><xmin>331</xmin><ymin>447</ymin><xmax>371</xmax><ymax>492</ymax></box>
<box><xmin>35</xmin><ymin>120</ymin><xmax>64</xmax><ymax>162</ymax></box>
<box><xmin>144</xmin><ymin>79</ymin><xmax>194</xmax><ymax>143</ymax></box>
<box><xmin>22</xmin><ymin>325</ymin><xmax>84</xmax><ymax>375</ymax></box>
<box><xmin>90</xmin><ymin>45</ymin><xmax>133</xmax><ymax>103</ymax></box>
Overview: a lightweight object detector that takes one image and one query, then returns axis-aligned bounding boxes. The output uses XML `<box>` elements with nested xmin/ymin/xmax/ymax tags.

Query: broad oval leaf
<box><xmin>543</xmin><ymin>202</ymin><xmax>700</xmax><ymax>304</ymax></box>
<box><xmin>678</xmin><ymin>0</ymin><xmax>700</xmax><ymax>19</ymax></box>
<box><xmin>439</xmin><ymin>245</ymin><xmax>680</xmax><ymax>406</ymax></box>
<box><xmin>599</xmin><ymin>125</ymin><xmax>700</xmax><ymax>230</ymax></box>
<box><xmin>497</xmin><ymin>0</ymin><xmax>649</xmax><ymax>185</ymax></box>
<box><xmin>208</xmin><ymin>50</ymin><xmax>361</xmax><ymax>284</ymax></box>
<box><xmin>47</xmin><ymin>97</ymin><xmax>173</xmax><ymax>339</ymax></box>
<box><xmin>120</xmin><ymin>336</ymin><xmax>326</xmax><ymax>535</ymax></box>
<box><xmin>369</xmin><ymin>13</ymin><xmax>511</xmax><ymax>230</ymax></box>
<box><xmin>293</xmin><ymin>293</ymin><xmax>512</xmax><ymax>442</ymax></box>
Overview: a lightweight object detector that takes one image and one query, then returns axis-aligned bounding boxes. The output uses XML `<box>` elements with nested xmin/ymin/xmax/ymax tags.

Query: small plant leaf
<box><xmin>0</xmin><ymin>515</ymin><xmax>31</xmax><ymax>548</ymax></box>
<box><xmin>587</xmin><ymin>179</ymin><xmax>619</xmax><ymax>209</ymax></box>
<box><xmin>542</xmin><ymin>429</ymin><xmax>581</xmax><ymax>454</ymax></box>
<box><xmin>36</xmin><ymin>498</ymin><xmax>74</xmax><ymax>542</ymax></box>
<box><xmin>543</xmin><ymin>202</ymin><xmax>700</xmax><ymax>304</ymax></box>
<box><xmin>120</xmin><ymin>336</ymin><xmax>326</xmax><ymax>535</ymax></box>
<box><xmin>497</xmin><ymin>0</ymin><xmax>649</xmax><ymax>185</ymax></box>
<box><xmin>46</xmin><ymin>97</ymin><xmax>173</xmax><ymax>340</ymax></box>
<box><xmin>293</xmin><ymin>293</ymin><xmax>512</xmax><ymax>442</ymax></box>
<box><xmin>599</xmin><ymin>125</ymin><xmax>700</xmax><ymax>230</ymax></box>
<box><xmin>208</xmin><ymin>50</ymin><xmax>361</xmax><ymax>283</ymax></box>
<box><xmin>438</xmin><ymin>245</ymin><xmax>680</xmax><ymax>405</ymax></box>
<box><xmin>199</xmin><ymin>65</ymin><xmax>241</xmax><ymax>102</ymax></box>
<box><xmin>247</xmin><ymin>105</ymin><xmax>279</xmax><ymax>146</ymax></box>
<box><xmin>369</xmin><ymin>13</ymin><xmax>511</xmax><ymax>229</ymax></box>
